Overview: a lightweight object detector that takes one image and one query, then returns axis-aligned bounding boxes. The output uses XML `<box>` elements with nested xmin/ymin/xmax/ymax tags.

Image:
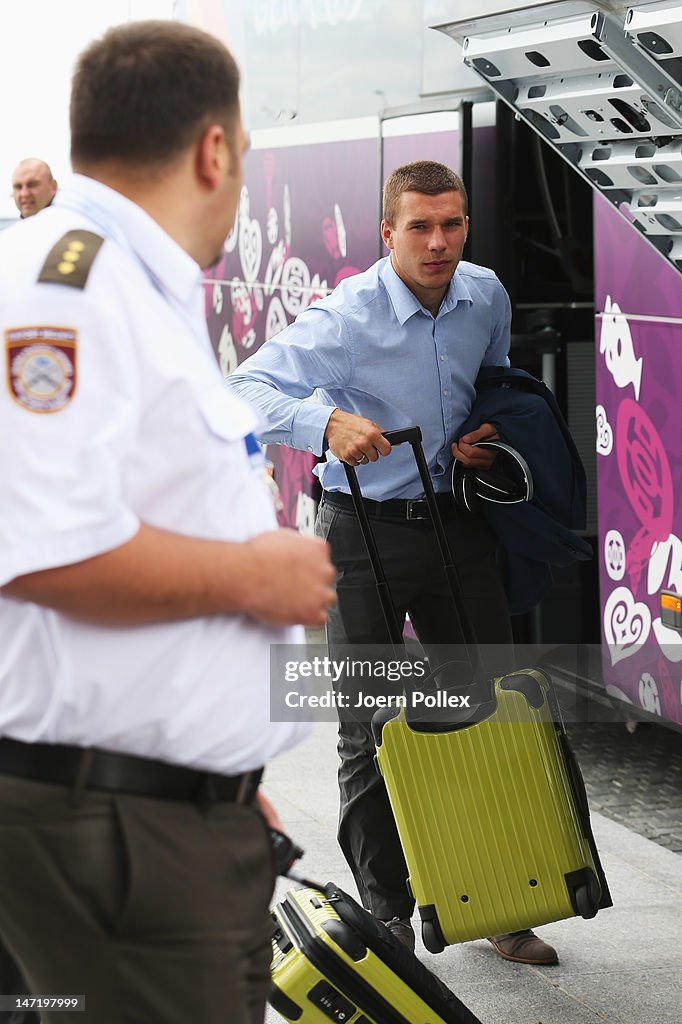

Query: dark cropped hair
<box><xmin>382</xmin><ymin>161</ymin><xmax>468</xmax><ymax>224</ymax></box>
<box><xmin>70</xmin><ymin>20</ymin><xmax>240</xmax><ymax>167</ymax></box>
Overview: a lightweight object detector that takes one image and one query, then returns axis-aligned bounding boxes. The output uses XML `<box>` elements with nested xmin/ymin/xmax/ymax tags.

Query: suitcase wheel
<box><xmin>422</xmin><ymin>921</ymin><xmax>445</xmax><ymax>954</ymax></box>
<box><xmin>419</xmin><ymin>909</ymin><xmax>446</xmax><ymax>954</ymax></box>
<box><xmin>567</xmin><ymin>867</ymin><xmax>601</xmax><ymax>919</ymax></box>
<box><xmin>575</xmin><ymin>884</ymin><xmax>597</xmax><ymax>919</ymax></box>
<box><xmin>575</xmin><ymin>870</ymin><xmax>602</xmax><ymax>919</ymax></box>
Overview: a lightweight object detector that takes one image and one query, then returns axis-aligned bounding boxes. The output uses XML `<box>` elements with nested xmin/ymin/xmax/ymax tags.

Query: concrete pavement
<box><xmin>263</xmin><ymin>722</ymin><xmax>682</xmax><ymax>1024</ymax></box>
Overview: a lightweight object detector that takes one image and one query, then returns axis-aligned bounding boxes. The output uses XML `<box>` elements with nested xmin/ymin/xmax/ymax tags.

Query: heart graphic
<box><xmin>604</xmin><ymin>585</ymin><xmax>651</xmax><ymax>665</ymax></box>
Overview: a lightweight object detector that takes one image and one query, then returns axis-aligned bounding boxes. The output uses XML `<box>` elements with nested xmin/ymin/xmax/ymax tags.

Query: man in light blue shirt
<box><xmin>228</xmin><ymin>161</ymin><xmax>558</xmax><ymax>966</ymax></box>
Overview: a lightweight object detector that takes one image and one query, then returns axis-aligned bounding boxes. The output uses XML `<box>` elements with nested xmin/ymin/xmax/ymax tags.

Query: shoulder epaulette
<box><xmin>37</xmin><ymin>229</ymin><xmax>104</xmax><ymax>290</ymax></box>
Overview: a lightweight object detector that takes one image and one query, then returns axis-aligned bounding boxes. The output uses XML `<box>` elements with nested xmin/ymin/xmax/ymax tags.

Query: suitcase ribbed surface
<box><xmin>376</xmin><ymin>670</ymin><xmax>597</xmax><ymax>944</ymax></box>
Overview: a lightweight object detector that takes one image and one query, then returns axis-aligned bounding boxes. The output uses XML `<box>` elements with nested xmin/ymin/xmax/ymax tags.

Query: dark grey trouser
<box><xmin>316</xmin><ymin>498</ymin><xmax>513</xmax><ymax>921</ymax></box>
<box><xmin>0</xmin><ymin>775</ymin><xmax>275</xmax><ymax>1024</ymax></box>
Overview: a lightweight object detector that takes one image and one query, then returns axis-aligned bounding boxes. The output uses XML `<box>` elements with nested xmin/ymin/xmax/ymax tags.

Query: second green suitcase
<box><xmin>269</xmin><ymin>882</ymin><xmax>482</xmax><ymax>1023</ymax></box>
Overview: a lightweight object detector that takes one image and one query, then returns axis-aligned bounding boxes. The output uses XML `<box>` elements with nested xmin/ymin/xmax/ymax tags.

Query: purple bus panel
<box><xmin>204</xmin><ymin>138</ymin><xmax>380</xmax><ymax>529</ymax></box>
<box><xmin>382</xmin><ymin>130</ymin><xmax>458</xmax><ymax>179</ymax></box>
<box><xmin>594</xmin><ymin>195</ymin><xmax>682</xmax><ymax>726</ymax></box>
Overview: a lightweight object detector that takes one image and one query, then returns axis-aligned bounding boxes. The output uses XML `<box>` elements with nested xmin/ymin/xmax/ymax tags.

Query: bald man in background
<box><xmin>11</xmin><ymin>158</ymin><xmax>57</xmax><ymax>218</ymax></box>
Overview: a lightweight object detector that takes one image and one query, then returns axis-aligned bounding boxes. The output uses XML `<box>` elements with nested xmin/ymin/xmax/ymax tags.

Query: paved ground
<box><xmin>565</xmin><ymin>721</ymin><xmax>682</xmax><ymax>854</ymax></box>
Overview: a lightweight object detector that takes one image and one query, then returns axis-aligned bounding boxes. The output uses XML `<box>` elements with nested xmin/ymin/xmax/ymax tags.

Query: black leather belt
<box><xmin>0</xmin><ymin>737</ymin><xmax>262</xmax><ymax>807</ymax></box>
<box><xmin>323</xmin><ymin>490</ymin><xmax>459</xmax><ymax>522</ymax></box>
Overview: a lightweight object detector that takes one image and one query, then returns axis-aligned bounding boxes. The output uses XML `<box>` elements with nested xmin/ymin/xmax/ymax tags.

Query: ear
<box><xmin>196</xmin><ymin>124</ymin><xmax>227</xmax><ymax>190</ymax></box>
<box><xmin>380</xmin><ymin>218</ymin><xmax>394</xmax><ymax>250</ymax></box>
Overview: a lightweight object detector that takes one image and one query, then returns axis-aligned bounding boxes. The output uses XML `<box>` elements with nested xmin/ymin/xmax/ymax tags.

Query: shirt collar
<box><xmin>380</xmin><ymin>255</ymin><xmax>474</xmax><ymax>324</ymax></box>
<box><xmin>54</xmin><ymin>174</ymin><xmax>203</xmax><ymax>308</ymax></box>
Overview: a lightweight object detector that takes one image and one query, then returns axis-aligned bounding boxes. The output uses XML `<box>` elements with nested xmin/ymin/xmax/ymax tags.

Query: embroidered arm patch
<box><xmin>5</xmin><ymin>326</ymin><xmax>77</xmax><ymax>413</ymax></box>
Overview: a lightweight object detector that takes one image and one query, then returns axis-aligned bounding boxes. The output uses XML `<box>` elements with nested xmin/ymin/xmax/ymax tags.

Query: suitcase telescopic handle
<box><xmin>382</xmin><ymin>426</ymin><xmax>422</xmax><ymax>446</ymax></box>
<box><xmin>342</xmin><ymin>426</ymin><xmax>480</xmax><ymax>670</ymax></box>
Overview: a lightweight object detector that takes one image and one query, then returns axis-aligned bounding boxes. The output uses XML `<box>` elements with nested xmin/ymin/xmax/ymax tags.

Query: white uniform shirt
<box><xmin>0</xmin><ymin>175</ymin><xmax>309</xmax><ymax>774</ymax></box>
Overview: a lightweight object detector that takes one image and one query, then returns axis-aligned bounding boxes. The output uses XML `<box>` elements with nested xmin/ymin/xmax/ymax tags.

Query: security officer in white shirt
<box><xmin>0</xmin><ymin>21</ymin><xmax>335</xmax><ymax>1024</ymax></box>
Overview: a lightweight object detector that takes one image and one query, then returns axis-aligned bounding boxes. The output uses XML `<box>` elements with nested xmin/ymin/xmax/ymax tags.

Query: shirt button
<box><xmin>443</xmin><ymin>390</ymin><xmax>448</xmax><ymax>396</ymax></box>
<box><xmin>440</xmin><ymin>355</ymin><xmax>445</xmax><ymax>361</ymax></box>
<box><xmin>307</xmin><ymin>445</ymin><xmax>313</xmax><ymax>452</ymax></box>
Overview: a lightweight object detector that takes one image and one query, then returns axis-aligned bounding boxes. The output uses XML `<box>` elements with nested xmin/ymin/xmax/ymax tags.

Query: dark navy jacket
<box><xmin>458</xmin><ymin>366</ymin><xmax>592</xmax><ymax>615</ymax></box>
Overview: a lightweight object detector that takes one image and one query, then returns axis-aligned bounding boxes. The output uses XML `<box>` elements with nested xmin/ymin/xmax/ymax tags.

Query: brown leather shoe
<box><xmin>487</xmin><ymin>929</ymin><xmax>558</xmax><ymax>965</ymax></box>
<box><xmin>381</xmin><ymin>917</ymin><xmax>416</xmax><ymax>953</ymax></box>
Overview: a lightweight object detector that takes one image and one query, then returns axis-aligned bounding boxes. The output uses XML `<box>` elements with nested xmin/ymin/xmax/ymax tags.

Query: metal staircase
<box><xmin>437</xmin><ymin>1</ymin><xmax>682</xmax><ymax>276</ymax></box>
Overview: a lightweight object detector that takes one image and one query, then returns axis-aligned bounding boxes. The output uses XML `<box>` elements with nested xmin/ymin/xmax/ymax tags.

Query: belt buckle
<box><xmin>406</xmin><ymin>499</ymin><xmax>428</xmax><ymax>521</ymax></box>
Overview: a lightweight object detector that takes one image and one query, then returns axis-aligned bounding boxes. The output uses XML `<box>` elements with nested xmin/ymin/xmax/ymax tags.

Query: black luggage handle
<box><xmin>382</xmin><ymin>426</ymin><xmax>422</xmax><ymax>446</ymax></box>
<box><xmin>342</xmin><ymin>427</ymin><xmax>479</xmax><ymax>675</ymax></box>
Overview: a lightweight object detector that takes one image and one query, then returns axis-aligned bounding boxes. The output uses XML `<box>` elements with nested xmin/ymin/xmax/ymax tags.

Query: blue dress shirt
<box><xmin>227</xmin><ymin>256</ymin><xmax>511</xmax><ymax>500</ymax></box>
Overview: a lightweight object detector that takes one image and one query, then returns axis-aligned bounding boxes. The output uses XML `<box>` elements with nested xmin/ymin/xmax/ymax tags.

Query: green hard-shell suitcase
<box><xmin>344</xmin><ymin>428</ymin><xmax>612</xmax><ymax>954</ymax></box>
<box><xmin>269</xmin><ymin>882</ymin><xmax>482</xmax><ymax>1024</ymax></box>
<box><xmin>372</xmin><ymin>669</ymin><xmax>612</xmax><ymax>952</ymax></box>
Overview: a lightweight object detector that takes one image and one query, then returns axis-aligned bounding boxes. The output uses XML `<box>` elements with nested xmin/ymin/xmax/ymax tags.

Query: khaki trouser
<box><xmin>0</xmin><ymin>774</ymin><xmax>275</xmax><ymax>1024</ymax></box>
